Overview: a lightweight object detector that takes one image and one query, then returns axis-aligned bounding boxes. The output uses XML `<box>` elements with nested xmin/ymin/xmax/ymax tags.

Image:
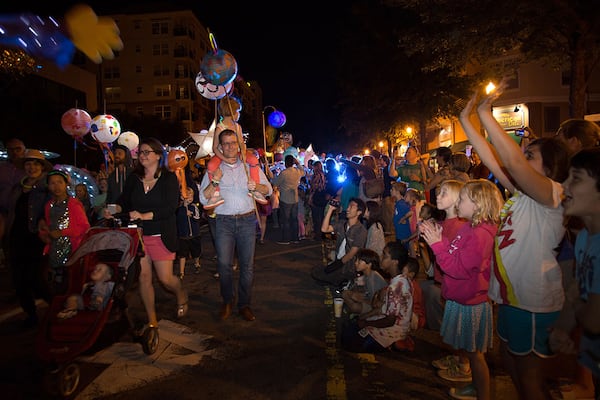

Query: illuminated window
<box><xmin>105</xmin><ymin>87</ymin><xmax>121</xmax><ymax>101</ymax></box>
<box><xmin>154</xmin><ymin>84</ymin><xmax>171</xmax><ymax>97</ymax></box>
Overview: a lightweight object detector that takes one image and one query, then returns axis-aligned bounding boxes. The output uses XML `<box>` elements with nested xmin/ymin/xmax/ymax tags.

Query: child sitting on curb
<box><xmin>342</xmin><ymin>248</ymin><xmax>387</xmax><ymax>315</ymax></box>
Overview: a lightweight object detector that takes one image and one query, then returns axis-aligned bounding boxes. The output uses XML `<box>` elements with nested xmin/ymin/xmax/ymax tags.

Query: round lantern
<box><xmin>61</xmin><ymin>108</ymin><xmax>91</xmax><ymax>139</ymax></box>
<box><xmin>268</xmin><ymin>110</ymin><xmax>286</xmax><ymax>128</ymax></box>
<box><xmin>90</xmin><ymin>114</ymin><xmax>120</xmax><ymax>143</ymax></box>
<box><xmin>117</xmin><ymin>131</ymin><xmax>139</xmax><ymax>150</ymax></box>
<box><xmin>199</xmin><ymin>49</ymin><xmax>238</xmax><ymax>86</ymax></box>
<box><xmin>195</xmin><ymin>71</ymin><xmax>233</xmax><ymax>100</ymax></box>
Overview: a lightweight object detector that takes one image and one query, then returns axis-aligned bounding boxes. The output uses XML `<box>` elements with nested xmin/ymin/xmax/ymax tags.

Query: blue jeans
<box><xmin>279</xmin><ymin>201</ymin><xmax>298</xmax><ymax>242</ymax></box>
<box><xmin>215</xmin><ymin>213</ymin><xmax>256</xmax><ymax>308</ymax></box>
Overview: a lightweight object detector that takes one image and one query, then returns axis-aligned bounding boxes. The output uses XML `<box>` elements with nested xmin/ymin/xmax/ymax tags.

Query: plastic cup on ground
<box><xmin>334</xmin><ymin>298</ymin><xmax>344</xmax><ymax>318</ymax></box>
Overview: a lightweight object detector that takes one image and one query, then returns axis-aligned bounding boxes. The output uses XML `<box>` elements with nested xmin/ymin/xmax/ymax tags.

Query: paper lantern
<box><xmin>195</xmin><ymin>71</ymin><xmax>233</xmax><ymax>100</ymax></box>
<box><xmin>199</xmin><ymin>49</ymin><xmax>238</xmax><ymax>86</ymax></box>
<box><xmin>61</xmin><ymin>108</ymin><xmax>91</xmax><ymax>138</ymax></box>
<box><xmin>117</xmin><ymin>131</ymin><xmax>139</xmax><ymax>150</ymax></box>
<box><xmin>90</xmin><ymin>114</ymin><xmax>120</xmax><ymax>143</ymax></box>
<box><xmin>268</xmin><ymin>111</ymin><xmax>286</xmax><ymax>128</ymax></box>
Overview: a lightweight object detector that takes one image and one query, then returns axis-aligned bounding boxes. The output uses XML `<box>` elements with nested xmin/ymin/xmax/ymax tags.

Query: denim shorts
<box><xmin>496</xmin><ymin>304</ymin><xmax>559</xmax><ymax>357</ymax></box>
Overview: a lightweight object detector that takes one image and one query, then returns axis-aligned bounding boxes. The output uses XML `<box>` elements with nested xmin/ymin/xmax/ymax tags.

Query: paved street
<box><xmin>0</xmin><ymin>222</ymin><xmax>577</xmax><ymax>399</ymax></box>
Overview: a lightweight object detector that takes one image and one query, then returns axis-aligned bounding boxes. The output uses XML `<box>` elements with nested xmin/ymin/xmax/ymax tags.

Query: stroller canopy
<box><xmin>66</xmin><ymin>228</ymin><xmax>140</xmax><ymax>268</ymax></box>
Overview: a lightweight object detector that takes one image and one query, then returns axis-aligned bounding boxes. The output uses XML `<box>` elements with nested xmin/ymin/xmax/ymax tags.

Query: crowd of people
<box><xmin>0</xmin><ymin>87</ymin><xmax>599</xmax><ymax>399</ymax></box>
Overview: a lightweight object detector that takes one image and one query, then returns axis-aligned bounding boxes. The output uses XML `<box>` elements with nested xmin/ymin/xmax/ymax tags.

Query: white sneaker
<box><xmin>204</xmin><ymin>191</ymin><xmax>225</xmax><ymax>210</ymax></box>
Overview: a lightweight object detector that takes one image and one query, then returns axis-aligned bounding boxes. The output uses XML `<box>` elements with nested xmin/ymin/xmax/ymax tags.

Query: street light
<box><xmin>261</xmin><ymin>105</ymin><xmax>286</xmax><ymax>157</ymax></box>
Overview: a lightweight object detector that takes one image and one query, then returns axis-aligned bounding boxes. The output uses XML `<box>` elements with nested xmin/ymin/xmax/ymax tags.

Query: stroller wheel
<box><xmin>142</xmin><ymin>326</ymin><xmax>159</xmax><ymax>355</ymax></box>
<box><xmin>58</xmin><ymin>363</ymin><xmax>80</xmax><ymax>397</ymax></box>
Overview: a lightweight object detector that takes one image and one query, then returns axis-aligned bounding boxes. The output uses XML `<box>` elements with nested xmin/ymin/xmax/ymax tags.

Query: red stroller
<box><xmin>35</xmin><ymin>226</ymin><xmax>157</xmax><ymax>397</ymax></box>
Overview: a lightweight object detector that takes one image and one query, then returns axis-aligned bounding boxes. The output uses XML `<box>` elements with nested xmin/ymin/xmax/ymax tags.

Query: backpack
<box><xmin>362</xmin><ymin>177</ymin><xmax>384</xmax><ymax>198</ymax></box>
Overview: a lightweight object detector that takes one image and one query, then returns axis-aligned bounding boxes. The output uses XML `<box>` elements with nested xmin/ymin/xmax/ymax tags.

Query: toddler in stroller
<box><xmin>57</xmin><ymin>263</ymin><xmax>115</xmax><ymax>319</ymax></box>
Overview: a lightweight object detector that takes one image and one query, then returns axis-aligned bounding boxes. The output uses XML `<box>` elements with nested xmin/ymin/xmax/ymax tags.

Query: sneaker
<box><xmin>432</xmin><ymin>355</ymin><xmax>458</xmax><ymax>370</ymax></box>
<box><xmin>249</xmin><ymin>190</ymin><xmax>269</xmax><ymax>205</ymax></box>
<box><xmin>448</xmin><ymin>384</ymin><xmax>477</xmax><ymax>399</ymax></box>
<box><xmin>204</xmin><ymin>191</ymin><xmax>225</xmax><ymax>210</ymax></box>
<box><xmin>438</xmin><ymin>365</ymin><xmax>472</xmax><ymax>382</ymax></box>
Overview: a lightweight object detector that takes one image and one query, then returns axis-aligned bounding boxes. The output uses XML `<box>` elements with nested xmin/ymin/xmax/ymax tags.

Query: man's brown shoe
<box><xmin>219</xmin><ymin>303</ymin><xmax>232</xmax><ymax>320</ymax></box>
<box><xmin>239</xmin><ymin>306</ymin><xmax>256</xmax><ymax>321</ymax></box>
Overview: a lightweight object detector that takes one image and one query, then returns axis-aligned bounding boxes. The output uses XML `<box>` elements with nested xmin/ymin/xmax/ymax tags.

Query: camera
<box><xmin>515</xmin><ymin>127</ymin><xmax>529</xmax><ymax>138</ymax></box>
<box><xmin>328</xmin><ymin>199</ymin><xmax>340</xmax><ymax>207</ymax></box>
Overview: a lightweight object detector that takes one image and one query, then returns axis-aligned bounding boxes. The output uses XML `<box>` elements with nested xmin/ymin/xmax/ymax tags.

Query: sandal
<box><xmin>57</xmin><ymin>308</ymin><xmax>78</xmax><ymax>319</ymax></box>
<box><xmin>176</xmin><ymin>302</ymin><xmax>188</xmax><ymax>319</ymax></box>
<box><xmin>133</xmin><ymin>322</ymin><xmax>157</xmax><ymax>338</ymax></box>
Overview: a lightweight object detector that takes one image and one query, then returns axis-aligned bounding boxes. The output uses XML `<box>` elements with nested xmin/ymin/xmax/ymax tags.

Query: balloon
<box><xmin>268</xmin><ymin>110</ymin><xmax>286</xmax><ymax>128</ymax></box>
<box><xmin>200</xmin><ymin>48</ymin><xmax>238</xmax><ymax>86</ymax></box>
<box><xmin>283</xmin><ymin>146</ymin><xmax>299</xmax><ymax>160</ymax></box>
<box><xmin>117</xmin><ymin>131</ymin><xmax>139</xmax><ymax>150</ymax></box>
<box><xmin>53</xmin><ymin>164</ymin><xmax>99</xmax><ymax>204</ymax></box>
<box><xmin>61</xmin><ymin>108</ymin><xmax>91</xmax><ymax>139</ymax></box>
<box><xmin>167</xmin><ymin>148</ymin><xmax>188</xmax><ymax>197</ymax></box>
<box><xmin>90</xmin><ymin>114</ymin><xmax>121</xmax><ymax>143</ymax></box>
<box><xmin>195</xmin><ymin>71</ymin><xmax>233</xmax><ymax>100</ymax></box>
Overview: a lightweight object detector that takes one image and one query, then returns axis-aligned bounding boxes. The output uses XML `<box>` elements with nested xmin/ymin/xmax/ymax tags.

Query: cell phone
<box><xmin>328</xmin><ymin>199</ymin><xmax>340</xmax><ymax>207</ymax></box>
<box><xmin>106</xmin><ymin>204</ymin><xmax>118</xmax><ymax>214</ymax></box>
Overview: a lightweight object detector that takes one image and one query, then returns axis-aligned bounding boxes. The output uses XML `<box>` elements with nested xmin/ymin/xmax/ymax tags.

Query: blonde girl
<box><xmin>420</xmin><ymin>179</ymin><xmax>503</xmax><ymax>400</ymax></box>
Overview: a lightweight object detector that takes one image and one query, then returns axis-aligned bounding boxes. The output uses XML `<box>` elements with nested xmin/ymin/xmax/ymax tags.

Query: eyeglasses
<box><xmin>139</xmin><ymin>150</ymin><xmax>156</xmax><ymax>156</ymax></box>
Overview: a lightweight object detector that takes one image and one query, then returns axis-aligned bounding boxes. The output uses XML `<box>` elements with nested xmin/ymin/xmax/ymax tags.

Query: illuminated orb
<box><xmin>268</xmin><ymin>111</ymin><xmax>286</xmax><ymax>128</ymax></box>
<box><xmin>90</xmin><ymin>114</ymin><xmax>120</xmax><ymax>143</ymax></box>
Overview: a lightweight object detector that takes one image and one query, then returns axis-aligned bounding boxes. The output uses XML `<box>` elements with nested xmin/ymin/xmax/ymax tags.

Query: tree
<box><xmin>388</xmin><ymin>0</ymin><xmax>600</xmax><ymax>118</ymax></box>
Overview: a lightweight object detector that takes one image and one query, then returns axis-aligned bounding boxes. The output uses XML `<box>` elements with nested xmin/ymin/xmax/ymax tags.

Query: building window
<box><xmin>152</xmin><ymin>43</ymin><xmax>169</xmax><ymax>56</ymax></box>
<box><xmin>154</xmin><ymin>84</ymin><xmax>171</xmax><ymax>97</ymax></box>
<box><xmin>136</xmin><ymin>106</ymin><xmax>144</xmax><ymax>115</ymax></box>
<box><xmin>104</xmin><ymin>66</ymin><xmax>120</xmax><ymax>79</ymax></box>
<box><xmin>154</xmin><ymin>105</ymin><xmax>172</xmax><ymax>119</ymax></box>
<box><xmin>151</xmin><ymin>21</ymin><xmax>169</xmax><ymax>35</ymax></box>
<box><xmin>544</xmin><ymin>106</ymin><xmax>561</xmax><ymax>134</ymax></box>
<box><xmin>135</xmin><ymin>65</ymin><xmax>142</xmax><ymax>73</ymax></box>
<box><xmin>153</xmin><ymin>65</ymin><xmax>170</xmax><ymax>77</ymax></box>
<box><xmin>105</xmin><ymin>87</ymin><xmax>121</xmax><ymax>101</ymax></box>
<box><xmin>135</xmin><ymin>44</ymin><xmax>141</xmax><ymax>53</ymax></box>
<box><xmin>177</xmin><ymin>86</ymin><xmax>189</xmax><ymax>99</ymax></box>
<box><xmin>134</xmin><ymin>20</ymin><xmax>141</xmax><ymax>30</ymax></box>
<box><xmin>136</xmin><ymin>87</ymin><xmax>143</xmax><ymax>94</ymax></box>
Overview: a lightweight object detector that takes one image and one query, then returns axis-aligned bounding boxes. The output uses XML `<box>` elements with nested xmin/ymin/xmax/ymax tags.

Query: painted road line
<box><xmin>325</xmin><ymin>287</ymin><xmax>347</xmax><ymax>400</ymax></box>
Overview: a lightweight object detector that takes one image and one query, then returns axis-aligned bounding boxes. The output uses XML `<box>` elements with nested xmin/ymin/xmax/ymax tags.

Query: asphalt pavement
<box><xmin>0</xmin><ymin>220</ymin><xmax>579</xmax><ymax>399</ymax></box>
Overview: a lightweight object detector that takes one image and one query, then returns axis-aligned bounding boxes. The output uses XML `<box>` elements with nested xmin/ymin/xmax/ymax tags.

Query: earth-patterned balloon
<box><xmin>195</xmin><ymin>71</ymin><xmax>233</xmax><ymax>100</ymax></box>
<box><xmin>61</xmin><ymin>108</ymin><xmax>91</xmax><ymax>138</ymax></box>
<box><xmin>200</xmin><ymin>49</ymin><xmax>238</xmax><ymax>86</ymax></box>
<box><xmin>90</xmin><ymin>114</ymin><xmax>120</xmax><ymax>143</ymax></box>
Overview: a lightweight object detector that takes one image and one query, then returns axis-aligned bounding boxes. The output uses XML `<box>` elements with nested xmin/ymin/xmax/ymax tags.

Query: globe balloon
<box><xmin>200</xmin><ymin>49</ymin><xmax>238</xmax><ymax>86</ymax></box>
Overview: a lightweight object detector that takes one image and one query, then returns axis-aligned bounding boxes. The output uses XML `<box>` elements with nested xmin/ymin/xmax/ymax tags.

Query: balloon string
<box><xmin>208</xmin><ymin>31</ymin><xmax>218</xmax><ymax>53</ymax></box>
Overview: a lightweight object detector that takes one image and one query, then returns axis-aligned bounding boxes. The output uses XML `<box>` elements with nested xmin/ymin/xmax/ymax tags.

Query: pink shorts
<box><xmin>143</xmin><ymin>235</ymin><xmax>175</xmax><ymax>261</ymax></box>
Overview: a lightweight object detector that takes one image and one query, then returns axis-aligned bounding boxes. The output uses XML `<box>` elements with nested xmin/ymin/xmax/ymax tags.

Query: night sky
<box><xmin>3</xmin><ymin>0</ymin><xmax>346</xmax><ymax>154</ymax></box>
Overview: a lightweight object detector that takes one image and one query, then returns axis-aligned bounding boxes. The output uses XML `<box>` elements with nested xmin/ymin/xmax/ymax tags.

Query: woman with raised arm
<box><xmin>459</xmin><ymin>82</ymin><xmax>570</xmax><ymax>400</ymax></box>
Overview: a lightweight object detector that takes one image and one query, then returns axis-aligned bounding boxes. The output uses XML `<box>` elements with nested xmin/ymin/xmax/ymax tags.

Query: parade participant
<box><xmin>105</xmin><ymin>137</ymin><xmax>188</xmax><ymax>335</ymax></box>
<box><xmin>199</xmin><ymin>129</ymin><xmax>272</xmax><ymax>321</ymax></box>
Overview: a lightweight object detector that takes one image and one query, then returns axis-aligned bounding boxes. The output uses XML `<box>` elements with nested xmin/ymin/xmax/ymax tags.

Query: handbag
<box><xmin>363</xmin><ymin>177</ymin><xmax>384</xmax><ymax>198</ymax></box>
